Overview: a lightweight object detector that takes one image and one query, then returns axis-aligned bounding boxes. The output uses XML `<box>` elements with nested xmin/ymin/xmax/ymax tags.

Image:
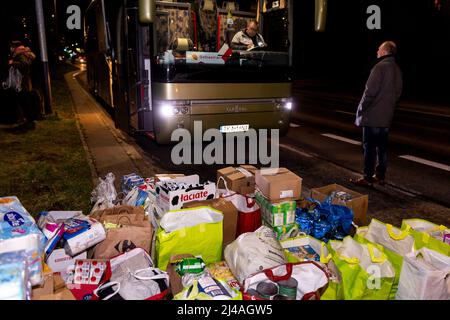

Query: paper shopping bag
<box><xmin>90</xmin><ymin>206</ymin><xmax>154</xmax><ymax>259</ymax></box>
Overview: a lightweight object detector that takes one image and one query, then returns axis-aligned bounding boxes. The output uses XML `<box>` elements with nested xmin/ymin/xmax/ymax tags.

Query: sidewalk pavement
<box><xmin>65</xmin><ymin>71</ymin><xmax>158</xmax><ymax>190</ymax></box>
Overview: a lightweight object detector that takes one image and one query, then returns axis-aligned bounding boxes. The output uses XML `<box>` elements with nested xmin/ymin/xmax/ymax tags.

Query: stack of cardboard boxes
<box><xmin>254</xmin><ymin>168</ymin><xmax>303</xmax><ymax>239</ymax></box>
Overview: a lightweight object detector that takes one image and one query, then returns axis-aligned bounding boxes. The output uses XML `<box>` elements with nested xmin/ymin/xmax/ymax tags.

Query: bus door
<box><xmin>125</xmin><ymin>7</ymin><xmax>140</xmax><ymax>131</ymax></box>
<box><xmin>124</xmin><ymin>5</ymin><xmax>153</xmax><ymax>132</ymax></box>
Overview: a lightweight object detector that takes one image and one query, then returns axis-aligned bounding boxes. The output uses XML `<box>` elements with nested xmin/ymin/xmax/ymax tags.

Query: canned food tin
<box><xmin>256</xmin><ymin>281</ymin><xmax>278</xmax><ymax>299</ymax></box>
<box><xmin>277</xmin><ymin>277</ymin><xmax>298</xmax><ymax>300</ymax></box>
<box><xmin>273</xmin><ymin>294</ymin><xmax>292</xmax><ymax>300</ymax></box>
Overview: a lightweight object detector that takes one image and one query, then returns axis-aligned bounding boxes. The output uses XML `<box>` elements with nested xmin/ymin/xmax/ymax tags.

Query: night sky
<box><xmin>1</xmin><ymin>0</ymin><xmax>449</xmax><ymax>103</ymax></box>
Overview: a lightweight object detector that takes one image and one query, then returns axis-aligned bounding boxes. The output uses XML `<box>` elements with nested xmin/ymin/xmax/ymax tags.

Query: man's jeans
<box><xmin>362</xmin><ymin>127</ymin><xmax>390</xmax><ymax>181</ymax></box>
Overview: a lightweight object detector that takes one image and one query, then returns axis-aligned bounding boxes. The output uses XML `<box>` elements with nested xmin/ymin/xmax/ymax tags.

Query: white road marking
<box><xmin>321</xmin><ymin>133</ymin><xmax>362</xmax><ymax>146</ymax></box>
<box><xmin>398</xmin><ymin>108</ymin><xmax>450</xmax><ymax>119</ymax></box>
<box><xmin>335</xmin><ymin>110</ymin><xmax>355</xmax><ymax>116</ymax></box>
<box><xmin>399</xmin><ymin>155</ymin><xmax>450</xmax><ymax>172</ymax></box>
<box><xmin>279</xmin><ymin>144</ymin><xmax>313</xmax><ymax>158</ymax></box>
<box><xmin>289</xmin><ymin>123</ymin><xmax>301</xmax><ymax>128</ymax></box>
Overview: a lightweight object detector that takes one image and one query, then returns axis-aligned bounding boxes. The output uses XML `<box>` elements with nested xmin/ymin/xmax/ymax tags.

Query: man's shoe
<box><xmin>350</xmin><ymin>177</ymin><xmax>374</xmax><ymax>187</ymax></box>
<box><xmin>373</xmin><ymin>176</ymin><xmax>386</xmax><ymax>186</ymax></box>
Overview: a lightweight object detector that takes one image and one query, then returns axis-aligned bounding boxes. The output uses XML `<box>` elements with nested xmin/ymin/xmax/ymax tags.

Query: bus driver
<box><xmin>231</xmin><ymin>20</ymin><xmax>267</xmax><ymax>50</ymax></box>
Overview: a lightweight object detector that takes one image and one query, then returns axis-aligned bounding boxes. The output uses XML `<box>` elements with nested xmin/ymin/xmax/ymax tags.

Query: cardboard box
<box><xmin>33</xmin><ymin>288</ymin><xmax>76</xmax><ymax>300</ymax></box>
<box><xmin>32</xmin><ymin>271</ymin><xmax>77</xmax><ymax>300</ymax></box>
<box><xmin>217</xmin><ymin>166</ymin><xmax>257</xmax><ymax>195</ymax></box>
<box><xmin>255</xmin><ymin>168</ymin><xmax>302</xmax><ymax>201</ymax></box>
<box><xmin>183</xmin><ymin>198</ymin><xmax>238</xmax><ymax>248</ymax></box>
<box><xmin>155</xmin><ymin>174</ymin><xmax>186</xmax><ymax>183</ymax></box>
<box><xmin>155</xmin><ymin>175</ymin><xmax>216</xmax><ymax>212</ymax></box>
<box><xmin>31</xmin><ymin>264</ymin><xmax>54</xmax><ymax>299</ymax></box>
<box><xmin>311</xmin><ymin>183</ymin><xmax>368</xmax><ymax>226</ymax></box>
<box><xmin>46</xmin><ymin>249</ymin><xmax>87</xmax><ymax>281</ymax></box>
<box><xmin>255</xmin><ymin>191</ymin><xmax>296</xmax><ymax>227</ymax></box>
<box><xmin>166</xmin><ymin>254</ymin><xmax>195</xmax><ymax>296</ymax></box>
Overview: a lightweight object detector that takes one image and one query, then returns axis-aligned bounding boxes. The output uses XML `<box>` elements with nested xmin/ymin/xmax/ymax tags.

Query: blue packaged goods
<box><xmin>62</xmin><ymin>216</ymin><xmax>107</xmax><ymax>256</ymax></box>
<box><xmin>0</xmin><ymin>196</ymin><xmax>45</xmax><ymax>286</ymax></box>
<box><xmin>295</xmin><ymin>198</ymin><xmax>354</xmax><ymax>243</ymax></box>
<box><xmin>0</xmin><ymin>251</ymin><xmax>30</xmax><ymax>300</ymax></box>
<box><xmin>285</xmin><ymin>245</ymin><xmax>320</xmax><ymax>262</ymax></box>
<box><xmin>312</xmin><ymin>220</ymin><xmax>332</xmax><ymax>241</ymax></box>
<box><xmin>41</xmin><ymin>222</ymin><xmax>64</xmax><ymax>256</ymax></box>
<box><xmin>295</xmin><ymin>211</ymin><xmax>313</xmax><ymax>235</ymax></box>
<box><xmin>122</xmin><ymin>173</ymin><xmax>145</xmax><ymax>194</ymax></box>
<box><xmin>38</xmin><ymin>211</ymin><xmax>107</xmax><ymax>257</ymax></box>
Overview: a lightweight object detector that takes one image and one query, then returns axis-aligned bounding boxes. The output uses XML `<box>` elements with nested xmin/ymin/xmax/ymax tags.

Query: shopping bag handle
<box><xmin>94</xmin><ymin>281</ymin><xmax>121</xmax><ymax>300</ymax></box>
<box><xmin>320</xmin><ymin>243</ymin><xmax>332</xmax><ymax>264</ymax></box>
<box><xmin>133</xmin><ymin>268</ymin><xmax>169</xmax><ymax>281</ymax></box>
<box><xmin>216</xmin><ymin>177</ymin><xmax>230</xmax><ymax>196</ymax></box>
<box><xmin>246</xmin><ymin>196</ymin><xmax>256</xmax><ymax>208</ymax></box>
<box><xmin>386</xmin><ymin>224</ymin><xmax>410</xmax><ymax>240</ymax></box>
<box><xmin>336</xmin><ymin>253</ymin><xmax>360</xmax><ymax>264</ymax></box>
<box><xmin>421</xmin><ymin>225</ymin><xmax>447</xmax><ymax>244</ymax></box>
<box><xmin>116</xmin><ymin>215</ymin><xmax>133</xmax><ymax>226</ymax></box>
<box><xmin>264</xmin><ymin>263</ymin><xmax>293</xmax><ymax>282</ymax></box>
<box><xmin>367</xmin><ymin>243</ymin><xmax>387</xmax><ymax>264</ymax></box>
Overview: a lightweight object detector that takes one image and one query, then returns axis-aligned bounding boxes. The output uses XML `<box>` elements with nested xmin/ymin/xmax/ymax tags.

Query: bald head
<box><xmin>246</xmin><ymin>20</ymin><xmax>259</xmax><ymax>37</ymax></box>
<box><xmin>377</xmin><ymin>41</ymin><xmax>397</xmax><ymax>58</ymax></box>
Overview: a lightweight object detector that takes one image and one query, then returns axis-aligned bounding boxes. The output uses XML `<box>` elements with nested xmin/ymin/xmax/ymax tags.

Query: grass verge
<box><xmin>0</xmin><ymin>63</ymin><xmax>94</xmax><ymax>216</ymax></box>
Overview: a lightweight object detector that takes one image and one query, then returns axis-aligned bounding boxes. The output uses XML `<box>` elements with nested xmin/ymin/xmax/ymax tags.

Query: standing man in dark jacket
<box><xmin>352</xmin><ymin>41</ymin><xmax>403</xmax><ymax>186</ymax></box>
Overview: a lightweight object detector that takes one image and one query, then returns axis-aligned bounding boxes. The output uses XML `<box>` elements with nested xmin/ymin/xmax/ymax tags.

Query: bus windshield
<box><xmin>153</xmin><ymin>0</ymin><xmax>292</xmax><ymax>83</ymax></box>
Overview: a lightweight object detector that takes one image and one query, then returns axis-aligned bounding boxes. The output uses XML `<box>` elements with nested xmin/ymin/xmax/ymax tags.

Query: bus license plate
<box><xmin>220</xmin><ymin>124</ymin><xmax>250</xmax><ymax>133</ymax></box>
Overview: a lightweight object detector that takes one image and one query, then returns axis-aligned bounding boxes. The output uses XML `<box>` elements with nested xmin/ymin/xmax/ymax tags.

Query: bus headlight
<box><xmin>160</xmin><ymin>103</ymin><xmax>175</xmax><ymax>118</ymax></box>
<box><xmin>283</xmin><ymin>101</ymin><xmax>293</xmax><ymax>111</ymax></box>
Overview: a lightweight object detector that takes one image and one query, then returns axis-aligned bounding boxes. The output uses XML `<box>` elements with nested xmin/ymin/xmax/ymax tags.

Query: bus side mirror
<box><xmin>139</xmin><ymin>0</ymin><xmax>156</xmax><ymax>23</ymax></box>
<box><xmin>315</xmin><ymin>0</ymin><xmax>327</xmax><ymax>32</ymax></box>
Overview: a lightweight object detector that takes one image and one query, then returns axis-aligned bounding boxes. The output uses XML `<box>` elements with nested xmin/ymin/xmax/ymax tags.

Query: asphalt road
<box><xmin>76</xmin><ymin>71</ymin><xmax>450</xmax><ymax>227</ymax></box>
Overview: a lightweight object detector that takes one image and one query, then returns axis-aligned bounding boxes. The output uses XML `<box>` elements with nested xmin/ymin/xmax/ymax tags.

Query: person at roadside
<box><xmin>9</xmin><ymin>40</ymin><xmax>35</xmax><ymax>92</ymax></box>
<box><xmin>351</xmin><ymin>41</ymin><xmax>403</xmax><ymax>187</ymax></box>
<box><xmin>231</xmin><ymin>20</ymin><xmax>267</xmax><ymax>50</ymax></box>
<box><xmin>6</xmin><ymin>40</ymin><xmax>36</xmax><ymax>127</ymax></box>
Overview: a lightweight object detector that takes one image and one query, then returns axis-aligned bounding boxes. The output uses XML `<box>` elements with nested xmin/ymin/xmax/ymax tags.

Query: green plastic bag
<box><xmin>354</xmin><ymin>225</ymin><xmax>405</xmax><ymax>300</ymax></box>
<box><xmin>155</xmin><ymin>206</ymin><xmax>223</xmax><ymax>270</ymax></box>
<box><xmin>328</xmin><ymin>236</ymin><xmax>396</xmax><ymax>300</ymax></box>
<box><xmin>174</xmin><ymin>277</ymin><xmax>242</xmax><ymax>300</ymax></box>
<box><xmin>401</xmin><ymin>219</ymin><xmax>450</xmax><ymax>256</ymax></box>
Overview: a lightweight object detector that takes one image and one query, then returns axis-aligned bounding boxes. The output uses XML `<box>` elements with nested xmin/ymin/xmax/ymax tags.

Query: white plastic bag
<box><xmin>2</xmin><ymin>66</ymin><xmax>22</xmax><ymax>92</ymax></box>
<box><xmin>243</xmin><ymin>262</ymin><xmax>329</xmax><ymax>300</ymax></box>
<box><xmin>396</xmin><ymin>247</ymin><xmax>450</xmax><ymax>300</ymax></box>
<box><xmin>364</xmin><ymin>219</ymin><xmax>415</xmax><ymax>256</ymax></box>
<box><xmin>90</xmin><ymin>173</ymin><xmax>118</xmax><ymax>213</ymax></box>
<box><xmin>159</xmin><ymin>207</ymin><xmax>223</xmax><ymax>233</ymax></box>
<box><xmin>224</xmin><ymin>226</ymin><xmax>286</xmax><ymax>283</ymax></box>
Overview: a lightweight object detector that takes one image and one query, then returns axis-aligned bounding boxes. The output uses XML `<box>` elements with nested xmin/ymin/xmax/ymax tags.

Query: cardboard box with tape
<box><xmin>217</xmin><ymin>166</ymin><xmax>257</xmax><ymax>195</ymax></box>
<box><xmin>255</xmin><ymin>168</ymin><xmax>302</xmax><ymax>201</ymax></box>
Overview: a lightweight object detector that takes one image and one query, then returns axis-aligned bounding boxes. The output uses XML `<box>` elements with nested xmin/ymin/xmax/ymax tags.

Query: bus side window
<box><xmin>155</xmin><ymin>2</ymin><xmax>193</xmax><ymax>53</ymax></box>
<box><xmin>85</xmin><ymin>7</ymin><xmax>98</xmax><ymax>52</ymax></box>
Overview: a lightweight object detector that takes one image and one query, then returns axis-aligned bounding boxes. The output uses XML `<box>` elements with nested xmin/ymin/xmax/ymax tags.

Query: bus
<box><xmin>84</xmin><ymin>0</ymin><xmax>327</xmax><ymax>144</ymax></box>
